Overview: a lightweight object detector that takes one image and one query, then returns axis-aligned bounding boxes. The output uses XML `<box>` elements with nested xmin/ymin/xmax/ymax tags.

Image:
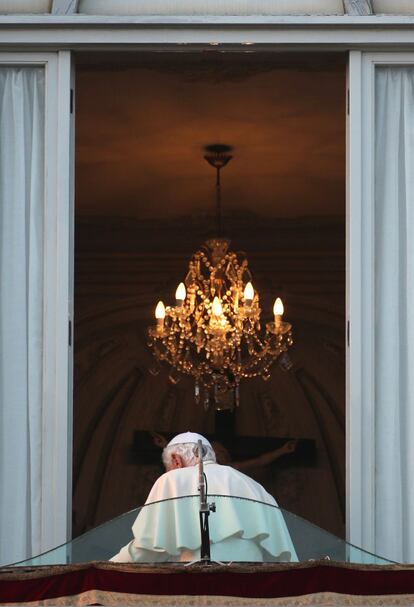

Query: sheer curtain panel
<box><xmin>0</xmin><ymin>67</ymin><xmax>45</xmax><ymax>565</ymax></box>
<box><xmin>375</xmin><ymin>67</ymin><xmax>414</xmax><ymax>563</ymax></box>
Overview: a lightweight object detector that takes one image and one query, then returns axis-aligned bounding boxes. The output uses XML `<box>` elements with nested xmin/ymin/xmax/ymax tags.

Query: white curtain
<box><xmin>375</xmin><ymin>67</ymin><xmax>414</xmax><ymax>563</ymax></box>
<box><xmin>0</xmin><ymin>67</ymin><xmax>45</xmax><ymax>565</ymax></box>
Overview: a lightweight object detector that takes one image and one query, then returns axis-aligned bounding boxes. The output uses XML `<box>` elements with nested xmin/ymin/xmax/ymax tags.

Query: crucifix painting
<box><xmin>132</xmin><ymin>431</ymin><xmax>312</xmax><ymax>469</ymax></box>
<box><xmin>131</xmin><ymin>407</ymin><xmax>316</xmax><ymax>508</ymax></box>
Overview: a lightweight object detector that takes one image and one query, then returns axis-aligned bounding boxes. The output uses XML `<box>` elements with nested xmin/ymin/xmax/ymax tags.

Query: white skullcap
<box><xmin>167</xmin><ymin>432</ymin><xmax>212</xmax><ymax>449</ymax></box>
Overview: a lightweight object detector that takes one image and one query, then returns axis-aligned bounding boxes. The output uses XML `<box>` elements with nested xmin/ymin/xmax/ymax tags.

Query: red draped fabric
<box><xmin>1</xmin><ymin>561</ymin><xmax>414</xmax><ymax>606</ymax></box>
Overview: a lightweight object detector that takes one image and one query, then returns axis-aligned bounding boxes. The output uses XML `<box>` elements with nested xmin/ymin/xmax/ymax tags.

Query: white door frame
<box><xmin>347</xmin><ymin>49</ymin><xmax>375</xmax><ymax>554</ymax></box>
<box><xmin>44</xmin><ymin>49</ymin><xmax>73</xmax><ymax>555</ymax></box>
<box><xmin>347</xmin><ymin>50</ymin><xmax>414</xmax><ymax>555</ymax></box>
<box><xmin>4</xmin><ymin>37</ymin><xmax>414</xmax><ymax>558</ymax></box>
<box><xmin>0</xmin><ymin>51</ymin><xmax>73</xmax><ymax>555</ymax></box>
<box><xmin>1</xmin><ymin>15</ymin><xmax>414</xmax><ymax>49</ymax></box>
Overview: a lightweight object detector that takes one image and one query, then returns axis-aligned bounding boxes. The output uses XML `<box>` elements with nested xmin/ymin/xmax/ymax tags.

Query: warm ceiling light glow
<box><xmin>155</xmin><ymin>301</ymin><xmax>166</xmax><ymax>319</ymax></box>
<box><xmin>273</xmin><ymin>298</ymin><xmax>284</xmax><ymax>316</ymax></box>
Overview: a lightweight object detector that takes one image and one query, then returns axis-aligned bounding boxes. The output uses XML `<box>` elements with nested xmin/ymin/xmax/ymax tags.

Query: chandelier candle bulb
<box><xmin>175</xmin><ymin>282</ymin><xmax>186</xmax><ymax>307</ymax></box>
<box><xmin>212</xmin><ymin>296</ymin><xmax>223</xmax><ymax>317</ymax></box>
<box><xmin>155</xmin><ymin>301</ymin><xmax>166</xmax><ymax>332</ymax></box>
<box><xmin>244</xmin><ymin>282</ymin><xmax>254</xmax><ymax>309</ymax></box>
<box><xmin>273</xmin><ymin>297</ymin><xmax>284</xmax><ymax>331</ymax></box>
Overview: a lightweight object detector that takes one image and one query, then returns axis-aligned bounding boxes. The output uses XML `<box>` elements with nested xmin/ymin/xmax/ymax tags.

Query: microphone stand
<box><xmin>197</xmin><ymin>439</ymin><xmax>216</xmax><ymax>564</ymax></box>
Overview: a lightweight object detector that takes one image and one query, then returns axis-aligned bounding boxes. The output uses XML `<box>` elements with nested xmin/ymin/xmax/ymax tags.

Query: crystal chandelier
<box><xmin>148</xmin><ymin>145</ymin><xmax>293</xmax><ymax>410</ymax></box>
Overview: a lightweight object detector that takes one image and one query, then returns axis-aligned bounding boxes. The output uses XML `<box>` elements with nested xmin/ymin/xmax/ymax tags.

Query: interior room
<box><xmin>73</xmin><ymin>51</ymin><xmax>346</xmax><ymax>540</ymax></box>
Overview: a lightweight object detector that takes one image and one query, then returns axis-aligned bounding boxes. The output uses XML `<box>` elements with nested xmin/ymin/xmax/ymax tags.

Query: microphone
<box><xmin>198</xmin><ymin>440</ymin><xmax>206</xmax><ymax>508</ymax></box>
<box><xmin>196</xmin><ymin>439</ymin><xmax>215</xmax><ymax>564</ymax></box>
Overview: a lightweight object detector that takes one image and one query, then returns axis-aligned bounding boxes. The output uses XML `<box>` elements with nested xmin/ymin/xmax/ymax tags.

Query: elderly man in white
<box><xmin>110</xmin><ymin>432</ymin><xmax>298</xmax><ymax>563</ymax></box>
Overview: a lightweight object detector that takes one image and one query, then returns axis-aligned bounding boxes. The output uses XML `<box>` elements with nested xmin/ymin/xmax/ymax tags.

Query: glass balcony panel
<box><xmin>8</xmin><ymin>496</ymin><xmax>392</xmax><ymax>567</ymax></box>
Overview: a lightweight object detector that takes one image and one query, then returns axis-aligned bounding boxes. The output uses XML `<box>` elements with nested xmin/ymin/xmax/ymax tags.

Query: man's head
<box><xmin>162</xmin><ymin>432</ymin><xmax>216</xmax><ymax>471</ymax></box>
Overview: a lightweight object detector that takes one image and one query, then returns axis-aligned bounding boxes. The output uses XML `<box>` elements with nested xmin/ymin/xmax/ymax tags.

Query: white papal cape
<box><xmin>111</xmin><ymin>462</ymin><xmax>298</xmax><ymax>563</ymax></box>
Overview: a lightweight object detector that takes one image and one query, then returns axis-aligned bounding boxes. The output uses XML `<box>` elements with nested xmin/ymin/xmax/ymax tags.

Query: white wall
<box><xmin>373</xmin><ymin>1</ymin><xmax>414</xmax><ymax>15</ymax></box>
<box><xmin>0</xmin><ymin>1</ymin><xmax>51</xmax><ymax>13</ymax></box>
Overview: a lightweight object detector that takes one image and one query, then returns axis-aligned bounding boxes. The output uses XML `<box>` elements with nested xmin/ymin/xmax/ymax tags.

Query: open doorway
<box><xmin>73</xmin><ymin>51</ymin><xmax>346</xmax><ymax>540</ymax></box>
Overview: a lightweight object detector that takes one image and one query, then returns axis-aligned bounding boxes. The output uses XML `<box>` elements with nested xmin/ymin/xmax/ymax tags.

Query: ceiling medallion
<box><xmin>148</xmin><ymin>145</ymin><xmax>293</xmax><ymax>410</ymax></box>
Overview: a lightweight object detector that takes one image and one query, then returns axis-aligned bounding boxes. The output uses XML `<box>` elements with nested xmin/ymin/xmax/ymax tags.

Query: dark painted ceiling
<box><xmin>75</xmin><ymin>53</ymin><xmax>346</xmax><ymax>220</ymax></box>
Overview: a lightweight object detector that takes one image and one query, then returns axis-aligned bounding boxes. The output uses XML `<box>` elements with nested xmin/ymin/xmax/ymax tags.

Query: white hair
<box><xmin>162</xmin><ymin>442</ymin><xmax>216</xmax><ymax>469</ymax></box>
